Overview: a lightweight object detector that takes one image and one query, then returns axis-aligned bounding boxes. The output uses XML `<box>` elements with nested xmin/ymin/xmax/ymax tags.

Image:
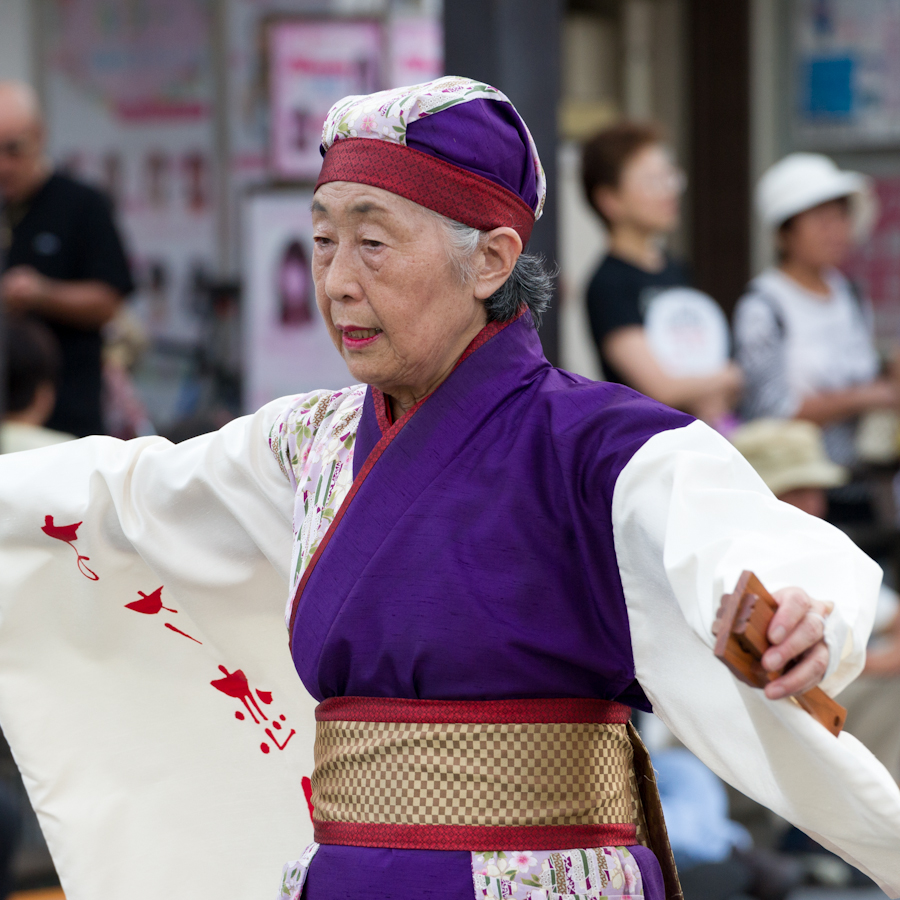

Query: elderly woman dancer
<box><xmin>0</xmin><ymin>78</ymin><xmax>896</xmax><ymax>900</ymax></box>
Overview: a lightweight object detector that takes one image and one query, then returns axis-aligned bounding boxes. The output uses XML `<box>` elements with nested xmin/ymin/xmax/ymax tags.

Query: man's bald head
<box><xmin>0</xmin><ymin>81</ymin><xmax>42</xmax><ymax>126</ymax></box>
<box><xmin>0</xmin><ymin>80</ymin><xmax>48</xmax><ymax>202</ymax></box>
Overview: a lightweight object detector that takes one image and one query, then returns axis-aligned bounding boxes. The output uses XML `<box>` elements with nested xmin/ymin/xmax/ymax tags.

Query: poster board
<box><xmin>791</xmin><ymin>0</ymin><xmax>900</xmax><ymax>149</ymax></box>
<box><xmin>268</xmin><ymin>19</ymin><xmax>383</xmax><ymax>181</ymax></box>
<box><xmin>227</xmin><ymin>5</ymin><xmax>440</xmax><ymax>200</ymax></box>
<box><xmin>243</xmin><ymin>190</ymin><xmax>352</xmax><ymax>412</ymax></box>
<box><xmin>386</xmin><ymin>16</ymin><xmax>444</xmax><ymax>89</ymax></box>
<box><xmin>42</xmin><ymin>0</ymin><xmax>217</xmax><ymax>343</ymax></box>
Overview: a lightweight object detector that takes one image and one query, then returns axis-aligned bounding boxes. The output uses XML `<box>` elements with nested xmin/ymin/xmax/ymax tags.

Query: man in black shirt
<box><xmin>0</xmin><ymin>81</ymin><xmax>134</xmax><ymax>437</ymax></box>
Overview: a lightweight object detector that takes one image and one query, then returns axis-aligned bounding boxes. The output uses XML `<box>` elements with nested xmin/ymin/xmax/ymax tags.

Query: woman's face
<box><xmin>597</xmin><ymin>144</ymin><xmax>683</xmax><ymax>234</ymax></box>
<box><xmin>779</xmin><ymin>198</ymin><xmax>852</xmax><ymax>271</ymax></box>
<box><xmin>778</xmin><ymin>487</ymin><xmax>828</xmax><ymax>520</ymax></box>
<box><xmin>311</xmin><ymin>182</ymin><xmax>488</xmax><ymax>403</ymax></box>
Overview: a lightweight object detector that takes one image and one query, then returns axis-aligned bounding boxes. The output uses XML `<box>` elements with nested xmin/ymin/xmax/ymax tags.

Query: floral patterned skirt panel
<box><xmin>473</xmin><ymin>847</ymin><xmax>648</xmax><ymax>899</ymax></box>
<box><xmin>279</xmin><ymin>843</ymin><xmax>665</xmax><ymax>900</ymax></box>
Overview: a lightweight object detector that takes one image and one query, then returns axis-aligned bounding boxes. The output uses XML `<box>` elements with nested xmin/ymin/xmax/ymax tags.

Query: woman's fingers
<box><xmin>762</xmin><ymin>607</ymin><xmax>826</xmax><ymax>673</ymax></box>
<box><xmin>765</xmin><ymin>586</ymin><xmax>813</xmax><ymax>646</ymax></box>
<box><xmin>760</xmin><ymin>586</ymin><xmax>830</xmax><ymax>698</ymax></box>
<box><xmin>764</xmin><ymin>642</ymin><xmax>830</xmax><ymax>700</ymax></box>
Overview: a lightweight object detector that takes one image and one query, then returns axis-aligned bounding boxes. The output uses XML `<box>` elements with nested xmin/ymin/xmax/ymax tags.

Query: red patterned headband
<box><xmin>315</xmin><ymin>138</ymin><xmax>536</xmax><ymax>244</ymax></box>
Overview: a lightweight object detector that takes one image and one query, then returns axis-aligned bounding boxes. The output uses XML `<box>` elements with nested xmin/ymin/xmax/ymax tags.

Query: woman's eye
<box><xmin>313</xmin><ymin>236</ymin><xmax>333</xmax><ymax>248</ymax></box>
<box><xmin>362</xmin><ymin>239</ymin><xmax>383</xmax><ymax>249</ymax></box>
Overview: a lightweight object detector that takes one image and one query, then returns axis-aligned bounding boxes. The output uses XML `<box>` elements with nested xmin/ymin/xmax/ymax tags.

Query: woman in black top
<box><xmin>582</xmin><ymin>122</ymin><xmax>742</xmax><ymax>424</ymax></box>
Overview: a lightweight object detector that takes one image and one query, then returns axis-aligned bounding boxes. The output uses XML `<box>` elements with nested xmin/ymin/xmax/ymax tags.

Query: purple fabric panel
<box><xmin>303</xmin><ymin>844</ymin><xmax>668</xmax><ymax>899</ymax></box>
<box><xmin>631</xmin><ymin>845</ymin><xmax>667</xmax><ymax>900</ymax></box>
<box><xmin>304</xmin><ymin>845</ymin><xmax>475</xmax><ymax>899</ymax></box>
<box><xmin>406</xmin><ymin>99</ymin><xmax>539</xmax><ymax>212</ymax></box>
<box><xmin>352</xmin><ymin>387</ymin><xmax>382</xmax><ymax>480</ymax></box>
<box><xmin>292</xmin><ymin>312</ymin><xmax>693</xmax><ymax>707</ymax></box>
<box><xmin>293</xmin><ymin>312</ymin><xmax>692</xmax><ymax>898</ymax></box>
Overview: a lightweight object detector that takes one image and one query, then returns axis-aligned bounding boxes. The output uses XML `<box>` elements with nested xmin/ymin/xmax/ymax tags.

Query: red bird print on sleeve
<box><xmin>41</xmin><ymin>515</ymin><xmax>99</xmax><ymax>581</ymax></box>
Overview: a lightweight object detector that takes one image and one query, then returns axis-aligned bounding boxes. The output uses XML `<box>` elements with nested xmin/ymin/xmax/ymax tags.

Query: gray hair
<box><xmin>431</xmin><ymin>213</ymin><xmax>554</xmax><ymax>329</ymax></box>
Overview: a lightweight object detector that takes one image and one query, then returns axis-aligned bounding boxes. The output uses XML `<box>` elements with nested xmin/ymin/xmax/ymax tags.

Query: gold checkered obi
<box><xmin>310</xmin><ymin>696</ymin><xmax>650</xmax><ymax>852</ymax></box>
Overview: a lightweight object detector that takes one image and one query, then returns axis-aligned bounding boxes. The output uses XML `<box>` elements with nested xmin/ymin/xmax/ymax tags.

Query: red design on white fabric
<box><xmin>265</xmin><ymin>722</ymin><xmax>295</xmax><ymax>751</ymax></box>
<box><xmin>211</xmin><ymin>666</ymin><xmax>267</xmax><ymax>721</ymax></box>
<box><xmin>210</xmin><ymin>665</ymin><xmax>295</xmax><ymax>754</ymax></box>
<box><xmin>124</xmin><ymin>586</ymin><xmax>202</xmax><ymax>644</ymax></box>
<box><xmin>302</xmin><ymin>775</ymin><xmax>315</xmax><ymax>822</ymax></box>
<box><xmin>125</xmin><ymin>586</ymin><xmax>177</xmax><ymax>614</ymax></box>
<box><xmin>41</xmin><ymin>515</ymin><xmax>99</xmax><ymax>581</ymax></box>
<box><xmin>164</xmin><ymin>622</ymin><xmax>203</xmax><ymax>644</ymax></box>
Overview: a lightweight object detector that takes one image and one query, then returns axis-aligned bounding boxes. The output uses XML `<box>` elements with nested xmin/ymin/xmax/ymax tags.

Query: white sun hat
<box><xmin>756</xmin><ymin>152</ymin><xmax>877</xmax><ymax>241</ymax></box>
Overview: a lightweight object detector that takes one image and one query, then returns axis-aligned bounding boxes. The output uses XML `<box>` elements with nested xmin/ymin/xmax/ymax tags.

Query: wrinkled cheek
<box><xmin>319</xmin><ymin>315</ymin><xmax>343</xmax><ymax>358</ymax></box>
<box><xmin>312</xmin><ymin>274</ymin><xmax>329</xmax><ymax>316</ymax></box>
<box><xmin>312</xmin><ymin>282</ymin><xmax>337</xmax><ymax>342</ymax></box>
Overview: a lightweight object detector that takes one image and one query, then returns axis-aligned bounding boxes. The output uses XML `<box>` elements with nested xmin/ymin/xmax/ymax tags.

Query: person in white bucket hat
<box><xmin>756</xmin><ymin>152</ymin><xmax>877</xmax><ymax>242</ymax></box>
<box><xmin>734</xmin><ymin>152</ymin><xmax>900</xmax><ymax>520</ymax></box>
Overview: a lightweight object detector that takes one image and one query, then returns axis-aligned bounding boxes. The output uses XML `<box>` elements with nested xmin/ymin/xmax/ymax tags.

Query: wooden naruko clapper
<box><xmin>713</xmin><ymin>571</ymin><xmax>846</xmax><ymax>736</ymax></box>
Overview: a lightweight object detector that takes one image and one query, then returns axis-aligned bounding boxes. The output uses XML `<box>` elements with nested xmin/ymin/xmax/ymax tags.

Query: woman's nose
<box><xmin>324</xmin><ymin>243</ymin><xmax>363</xmax><ymax>303</ymax></box>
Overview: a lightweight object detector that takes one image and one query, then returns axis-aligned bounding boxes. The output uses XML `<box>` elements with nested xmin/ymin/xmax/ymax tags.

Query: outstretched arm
<box><xmin>0</xmin><ymin>396</ymin><xmax>323</xmax><ymax>900</ymax></box>
<box><xmin>612</xmin><ymin>419</ymin><xmax>900</xmax><ymax>894</ymax></box>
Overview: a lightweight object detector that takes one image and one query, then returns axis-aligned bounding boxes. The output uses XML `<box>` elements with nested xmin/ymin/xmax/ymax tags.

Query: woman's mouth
<box><xmin>340</xmin><ymin>326</ymin><xmax>383</xmax><ymax>348</ymax></box>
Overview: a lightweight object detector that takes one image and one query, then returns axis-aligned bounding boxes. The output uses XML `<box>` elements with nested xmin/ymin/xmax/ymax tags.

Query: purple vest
<box><xmin>290</xmin><ymin>311</ymin><xmax>692</xmax><ymax>899</ymax></box>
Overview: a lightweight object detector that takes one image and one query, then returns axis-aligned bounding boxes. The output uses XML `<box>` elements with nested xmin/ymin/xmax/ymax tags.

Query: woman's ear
<box><xmin>473</xmin><ymin>227</ymin><xmax>523</xmax><ymax>300</ymax></box>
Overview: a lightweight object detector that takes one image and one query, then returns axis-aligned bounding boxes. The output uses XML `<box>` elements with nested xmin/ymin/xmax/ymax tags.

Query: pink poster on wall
<box><xmin>48</xmin><ymin>0</ymin><xmax>211</xmax><ymax>122</ymax></box>
<box><xmin>386</xmin><ymin>17</ymin><xmax>443</xmax><ymax>89</ymax></box>
<box><xmin>269</xmin><ymin>19</ymin><xmax>383</xmax><ymax>181</ymax></box>
<box><xmin>243</xmin><ymin>190</ymin><xmax>352</xmax><ymax>411</ymax></box>
<box><xmin>44</xmin><ymin>0</ymin><xmax>216</xmax><ymax>342</ymax></box>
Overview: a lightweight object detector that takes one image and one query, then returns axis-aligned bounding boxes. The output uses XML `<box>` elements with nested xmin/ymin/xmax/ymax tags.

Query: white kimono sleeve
<box><xmin>0</xmin><ymin>396</ymin><xmax>318</xmax><ymax>900</ymax></box>
<box><xmin>612</xmin><ymin>419</ymin><xmax>900</xmax><ymax>895</ymax></box>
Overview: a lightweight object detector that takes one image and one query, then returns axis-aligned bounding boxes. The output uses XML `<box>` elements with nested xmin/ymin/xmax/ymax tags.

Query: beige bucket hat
<box><xmin>731</xmin><ymin>418</ymin><xmax>848</xmax><ymax>497</ymax></box>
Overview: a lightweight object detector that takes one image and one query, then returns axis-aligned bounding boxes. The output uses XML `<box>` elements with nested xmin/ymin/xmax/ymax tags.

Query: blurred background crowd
<box><xmin>1</xmin><ymin>1</ymin><xmax>900</xmax><ymax>899</ymax></box>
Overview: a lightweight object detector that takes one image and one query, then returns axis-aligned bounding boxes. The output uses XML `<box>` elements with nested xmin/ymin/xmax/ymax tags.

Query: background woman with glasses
<box><xmin>582</xmin><ymin>122</ymin><xmax>743</xmax><ymax>428</ymax></box>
